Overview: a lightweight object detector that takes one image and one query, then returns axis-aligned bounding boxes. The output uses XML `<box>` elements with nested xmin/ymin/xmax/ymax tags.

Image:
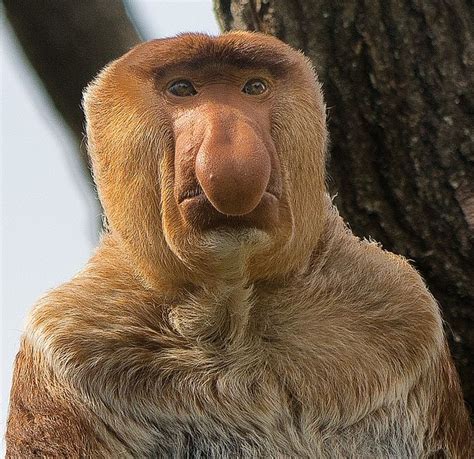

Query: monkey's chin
<box><xmin>178</xmin><ymin>192</ymin><xmax>280</xmax><ymax>233</ymax></box>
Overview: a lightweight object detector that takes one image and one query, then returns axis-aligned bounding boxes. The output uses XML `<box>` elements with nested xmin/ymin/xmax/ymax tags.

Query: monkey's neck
<box><xmin>96</xmin><ymin>234</ymin><xmax>256</xmax><ymax>345</ymax></box>
<box><xmin>168</xmin><ymin>277</ymin><xmax>255</xmax><ymax>348</ymax></box>
<box><xmin>98</xmin><ymin>200</ymin><xmax>337</xmax><ymax>345</ymax></box>
<box><xmin>163</xmin><ymin>222</ymin><xmax>336</xmax><ymax>348</ymax></box>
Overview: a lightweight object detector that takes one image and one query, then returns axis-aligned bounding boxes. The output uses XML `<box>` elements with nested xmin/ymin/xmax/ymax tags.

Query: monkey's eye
<box><xmin>242</xmin><ymin>78</ymin><xmax>268</xmax><ymax>96</ymax></box>
<box><xmin>168</xmin><ymin>80</ymin><xmax>197</xmax><ymax>97</ymax></box>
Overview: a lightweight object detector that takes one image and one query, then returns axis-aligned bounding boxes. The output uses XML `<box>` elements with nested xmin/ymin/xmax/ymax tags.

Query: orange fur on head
<box><xmin>6</xmin><ymin>32</ymin><xmax>472</xmax><ymax>458</ymax></box>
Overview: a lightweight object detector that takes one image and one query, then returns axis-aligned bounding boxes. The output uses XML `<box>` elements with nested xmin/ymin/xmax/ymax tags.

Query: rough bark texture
<box><xmin>3</xmin><ymin>0</ymin><xmax>141</xmax><ymax>174</ymax></box>
<box><xmin>214</xmin><ymin>0</ymin><xmax>474</xmax><ymax>410</ymax></box>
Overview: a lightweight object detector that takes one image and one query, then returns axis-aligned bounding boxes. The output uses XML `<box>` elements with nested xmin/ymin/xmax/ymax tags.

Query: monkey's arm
<box><xmin>427</xmin><ymin>348</ymin><xmax>473</xmax><ymax>457</ymax></box>
<box><xmin>6</xmin><ymin>341</ymin><xmax>105</xmax><ymax>458</ymax></box>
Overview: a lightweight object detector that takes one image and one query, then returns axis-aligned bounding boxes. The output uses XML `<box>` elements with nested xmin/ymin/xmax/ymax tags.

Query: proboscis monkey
<box><xmin>6</xmin><ymin>32</ymin><xmax>472</xmax><ymax>458</ymax></box>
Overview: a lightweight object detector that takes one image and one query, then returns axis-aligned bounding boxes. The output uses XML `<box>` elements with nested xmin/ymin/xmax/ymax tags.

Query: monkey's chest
<box><xmin>145</xmin><ymin>397</ymin><xmax>420</xmax><ymax>459</ymax></box>
<box><xmin>143</xmin><ymin>363</ymin><xmax>307</xmax><ymax>457</ymax></box>
<box><xmin>83</xmin><ymin>331</ymin><xmax>423</xmax><ymax>458</ymax></box>
<box><xmin>88</xmin><ymin>297</ymin><xmax>425</xmax><ymax>457</ymax></box>
<box><xmin>142</xmin><ymin>365</ymin><xmax>420</xmax><ymax>459</ymax></box>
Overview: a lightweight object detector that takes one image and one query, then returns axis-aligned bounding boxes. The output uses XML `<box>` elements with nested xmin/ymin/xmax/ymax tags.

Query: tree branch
<box><xmin>3</xmin><ymin>0</ymin><xmax>141</xmax><ymax>176</ymax></box>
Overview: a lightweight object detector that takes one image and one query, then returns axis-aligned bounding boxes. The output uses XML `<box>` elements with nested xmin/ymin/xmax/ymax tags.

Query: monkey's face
<box><xmin>84</xmin><ymin>33</ymin><xmax>327</xmax><ymax>283</ymax></box>
<box><xmin>168</xmin><ymin>68</ymin><xmax>281</xmax><ymax>233</ymax></box>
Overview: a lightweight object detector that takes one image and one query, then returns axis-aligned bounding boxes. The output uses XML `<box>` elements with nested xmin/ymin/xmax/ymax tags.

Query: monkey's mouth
<box><xmin>177</xmin><ymin>185</ymin><xmax>205</xmax><ymax>203</ymax></box>
<box><xmin>177</xmin><ymin>185</ymin><xmax>281</xmax><ymax>231</ymax></box>
<box><xmin>177</xmin><ymin>185</ymin><xmax>280</xmax><ymax>205</ymax></box>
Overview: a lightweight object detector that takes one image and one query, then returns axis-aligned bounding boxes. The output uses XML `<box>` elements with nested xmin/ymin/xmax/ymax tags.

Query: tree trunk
<box><xmin>214</xmin><ymin>0</ymin><xmax>474</xmax><ymax>409</ymax></box>
<box><xmin>3</xmin><ymin>0</ymin><xmax>141</xmax><ymax>176</ymax></box>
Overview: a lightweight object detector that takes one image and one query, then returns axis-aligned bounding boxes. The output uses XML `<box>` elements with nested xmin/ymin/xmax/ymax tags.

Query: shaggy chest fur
<box><xmin>132</xmin><ymin>325</ymin><xmax>424</xmax><ymax>459</ymax></box>
<box><xmin>26</xmin><ymin>249</ymin><xmax>441</xmax><ymax>458</ymax></box>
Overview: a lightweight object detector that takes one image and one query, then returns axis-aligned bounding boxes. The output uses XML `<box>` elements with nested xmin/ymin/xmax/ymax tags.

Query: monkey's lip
<box><xmin>177</xmin><ymin>187</ymin><xmax>281</xmax><ymax>206</ymax></box>
<box><xmin>178</xmin><ymin>191</ymin><xmax>280</xmax><ymax>231</ymax></box>
<box><xmin>177</xmin><ymin>186</ymin><xmax>205</xmax><ymax>204</ymax></box>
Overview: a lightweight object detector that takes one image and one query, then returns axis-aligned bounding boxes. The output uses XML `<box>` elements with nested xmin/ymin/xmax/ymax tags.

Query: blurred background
<box><xmin>2</xmin><ymin>0</ymin><xmax>473</xmax><ymax>449</ymax></box>
<box><xmin>1</xmin><ymin>0</ymin><xmax>219</xmax><ymax>449</ymax></box>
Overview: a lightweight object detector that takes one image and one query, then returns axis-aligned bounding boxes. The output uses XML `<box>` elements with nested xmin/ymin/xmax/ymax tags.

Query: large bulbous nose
<box><xmin>195</xmin><ymin>112</ymin><xmax>271</xmax><ymax>216</ymax></box>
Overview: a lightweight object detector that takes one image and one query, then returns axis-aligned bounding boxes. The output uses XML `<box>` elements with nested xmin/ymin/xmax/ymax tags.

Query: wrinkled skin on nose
<box><xmin>195</xmin><ymin>112</ymin><xmax>271</xmax><ymax>216</ymax></box>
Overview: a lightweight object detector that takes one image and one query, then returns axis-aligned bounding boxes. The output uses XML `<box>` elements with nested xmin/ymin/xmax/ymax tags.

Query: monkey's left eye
<box><xmin>242</xmin><ymin>78</ymin><xmax>268</xmax><ymax>96</ymax></box>
<box><xmin>167</xmin><ymin>80</ymin><xmax>197</xmax><ymax>97</ymax></box>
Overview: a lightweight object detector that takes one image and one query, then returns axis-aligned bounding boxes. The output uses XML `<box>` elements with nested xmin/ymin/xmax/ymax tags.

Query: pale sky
<box><xmin>1</xmin><ymin>1</ymin><xmax>219</xmax><ymax>449</ymax></box>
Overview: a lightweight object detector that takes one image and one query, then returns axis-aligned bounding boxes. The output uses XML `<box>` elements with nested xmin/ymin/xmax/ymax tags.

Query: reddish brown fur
<box><xmin>6</xmin><ymin>32</ymin><xmax>472</xmax><ymax>457</ymax></box>
<box><xmin>6</xmin><ymin>342</ymin><xmax>118</xmax><ymax>457</ymax></box>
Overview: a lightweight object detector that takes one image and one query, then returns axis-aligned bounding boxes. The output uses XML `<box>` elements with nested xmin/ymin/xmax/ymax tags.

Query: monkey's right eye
<box><xmin>167</xmin><ymin>80</ymin><xmax>197</xmax><ymax>97</ymax></box>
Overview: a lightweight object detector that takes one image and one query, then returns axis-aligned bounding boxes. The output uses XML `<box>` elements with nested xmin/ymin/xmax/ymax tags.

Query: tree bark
<box><xmin>214</xmin><ymin>0</ymin><xmax>474</xmax><ymax>409</ymax></box>
<box><xmin>3</xmin><ymin>0</ymin><xmax>141</xmax><ymax>175</ymax></box>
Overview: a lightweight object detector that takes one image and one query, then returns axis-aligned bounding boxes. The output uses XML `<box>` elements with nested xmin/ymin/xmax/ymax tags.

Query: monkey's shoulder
<box><xmin>311</xmin><ymin>227</ymin><xmax>443</xmax><ymax>328</ymax></box>
<box><xmin>284</xmin><ymin>232</ymin><xmax>446</xmax><ymax>376</ymax></box>
<box><xmin>24</xmin><ymin>267</ymin><xmax>166</xmax><ymax>358</ymax></box>
<box><xmin>303</xmin><ymin>209</ymin><xmax>442</xmax><ymax>330</ymax></box>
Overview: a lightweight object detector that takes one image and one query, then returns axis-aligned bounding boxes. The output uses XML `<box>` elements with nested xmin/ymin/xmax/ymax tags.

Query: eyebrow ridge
<box><xmin>153</xmin><ymin>54</ymin><xmax>290</xmax><ymax>80</ymax></box>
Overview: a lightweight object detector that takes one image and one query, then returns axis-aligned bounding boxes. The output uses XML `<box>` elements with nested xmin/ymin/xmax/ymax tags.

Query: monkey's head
<box><xmin>83</xmin><ymin>32</ymin><xmax>327</xmax><ymax>287</ymax></box>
